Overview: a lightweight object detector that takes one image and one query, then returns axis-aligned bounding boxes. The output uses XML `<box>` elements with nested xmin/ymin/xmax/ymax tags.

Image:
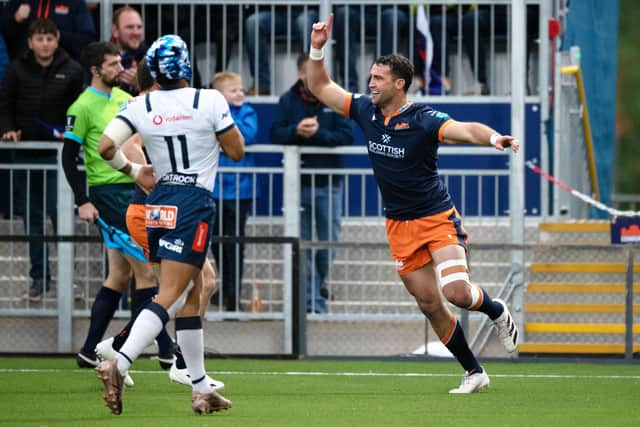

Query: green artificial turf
<box><xmin>0</xmin><ymin>357</ymin><xmax>638</xmax><ymax>426</ymax></box>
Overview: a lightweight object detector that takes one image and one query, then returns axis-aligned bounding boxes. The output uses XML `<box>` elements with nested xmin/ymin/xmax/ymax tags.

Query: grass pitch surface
<box><xmin>0</xmin><ymin>357</ymin><xmax>638</xmax><ymax>426</ymax></box>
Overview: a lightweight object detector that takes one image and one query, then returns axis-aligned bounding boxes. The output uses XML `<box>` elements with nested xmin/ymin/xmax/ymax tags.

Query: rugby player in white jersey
<box><xmin>95</xmin><ymin>34</ymin><xmax>244</xmax><ymax>415</ymax></box>
<box><xmin>94</xmin><ymin>58</ymin><xmax>225</xmax><ymax>392</ymax></box>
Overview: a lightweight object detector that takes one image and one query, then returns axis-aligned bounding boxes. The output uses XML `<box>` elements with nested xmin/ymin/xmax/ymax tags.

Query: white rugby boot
<box><xmin>492</xmin><ymin>298</ymin><xmax>519</xmax><ymax>353</ymax></box>
<box><xmin>169</xmin><ymin>361</ymin><xmax>224</xmax><ymax>391</ymax></box>
<box><xmin>95</xmin><ymin>337</ymin><xmax>135</xmax><ymax>387</ymax></box>
<box><xmin>449</xmin><ymin>369</ymin><xmax>490</xmax><ymax>394</ymax></box>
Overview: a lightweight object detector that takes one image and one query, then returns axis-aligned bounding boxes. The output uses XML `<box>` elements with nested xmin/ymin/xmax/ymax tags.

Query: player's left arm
<box><xmin>212</xmin><ymin>90</ymin><xmax>245</xmax><ymax>160</ymax></box>
<box><xmin>441</xmin><ymin>120</ymin><xmax>519</xmax><ymax>153</ymax></box>
<box><xmin>218</xmin><ymin>126</ymin><xmax>245</xmax><ymax>161</ymax></box>
<box><xmin>98</xmin><ymin>117</ymin><xmax>155</xmax><ymax>191</ymax></box>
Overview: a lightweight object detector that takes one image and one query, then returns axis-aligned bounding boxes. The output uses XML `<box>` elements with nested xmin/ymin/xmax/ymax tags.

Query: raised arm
<box><xmin>441</xmin><ymin>121</ymin><xmax>520</xmax><ymax>153</ymax></box>
<box><xmin>306</xmin><ymin>14</ymin><xmax>351</xmax><ymax>116</ymax></box>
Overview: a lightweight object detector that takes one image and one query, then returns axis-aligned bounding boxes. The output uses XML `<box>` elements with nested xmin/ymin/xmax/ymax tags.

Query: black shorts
<box><xmin>90</xmin><ymin>183</ymin><xmax>135</xmax><ymax>233</ymax></box>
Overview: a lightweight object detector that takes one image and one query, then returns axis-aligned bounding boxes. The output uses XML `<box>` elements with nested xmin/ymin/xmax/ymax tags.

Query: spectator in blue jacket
<box><xmin>1</xmin><ymin>0</ymin><xmax>95</xmax><ymax>61</ymax></box>
<box><xmin>270</xmin><ymin>53</ymin><xmax>353</xmax><ymax>314</ymax></box>
<box><xmin>211</xmin><ymin>71</ymin><xmax>259</xmax><ymax>312</ymax></box>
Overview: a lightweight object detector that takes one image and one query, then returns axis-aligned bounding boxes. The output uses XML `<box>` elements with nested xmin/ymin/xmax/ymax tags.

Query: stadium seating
<box><xmin>520</xmin><ymin>221</ymin><xmax>640</xmax><ymax>355</ymax></box>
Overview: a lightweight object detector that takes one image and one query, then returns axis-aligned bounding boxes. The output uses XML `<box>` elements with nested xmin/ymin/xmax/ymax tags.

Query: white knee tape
<box><xmin>468</xmin><ymin>285</ymin><xmax>481</xmax><ymax>309</ymax></box>
<box><xmin>166</xmin><ymin>280</ymin><xmax>195</xmax><ymax>319</ymax></box>
<box><xmin>435</xmin><ymin>259</ymin><xmax>469</xmax><ymax>288</ymax></box>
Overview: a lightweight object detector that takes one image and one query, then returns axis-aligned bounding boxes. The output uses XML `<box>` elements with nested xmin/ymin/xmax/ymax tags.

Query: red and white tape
<box><xmin>525</xmin><ymin>161</ymin><xmax>640</xmax><ymax>218</ymax></box>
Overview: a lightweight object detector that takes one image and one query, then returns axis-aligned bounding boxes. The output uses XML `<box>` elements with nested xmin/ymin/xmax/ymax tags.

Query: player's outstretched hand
<box><xmin>495</xmin><ymin>135</ymin><xmax>520</xmax><ymax>153</ymax></box>
<box><xmin>311</xmin><ymin>14</ymin><xmax>333</xmax><ymax>49</ymax></box>
<box><xmin>137</xmin><ymin>165</ymin><xmax>156</xmax><ymax>194</ymax></box>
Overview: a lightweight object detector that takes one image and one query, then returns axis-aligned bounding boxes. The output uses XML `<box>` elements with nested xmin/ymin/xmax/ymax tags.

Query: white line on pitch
<box><xmin>0</xmin><ymin>368</ymin><xmax>639</xmax><ymax>380</ymax></box>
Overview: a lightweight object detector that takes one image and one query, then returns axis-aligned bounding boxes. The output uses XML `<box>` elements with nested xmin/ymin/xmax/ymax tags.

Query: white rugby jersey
<box><xmin>116</xmin><ymin>87</ymin><xmax>235</xmax><ymax>192</ymax></box>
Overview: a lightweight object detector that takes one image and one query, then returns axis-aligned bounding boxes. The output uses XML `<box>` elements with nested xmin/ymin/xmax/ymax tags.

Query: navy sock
<box><xmin>112</xmin><ymin>287</ymin><xmax>156</xmax><ymax>351</ymax></box>
<box><xmin>155</xmin><ymin>327</ymin><xmax>174</xmax><ymax>356</ymax></box>
<box><xmin>132</xmin><ymin>287</ymin><xmax>158</xmax><ymax>316</ymax></box>
<box><xmin>473</xmin><ymin>288</ymin><xmax>504</xmax><ymax>320</ymax></box>
<box><xmin>443</xmin><ymin>318</ymin><xmax>482</xmax><ymax>374</ymax></box>
<box><xmin>112</xmin><ymin>319</ymin><xmax>132</xmax><ymax>351</ymax></box>
<box><xmin>174</xmin><ymin>344</ymin><xmax>187</xmax><ymax>369</ymax></box>
<box><xmin>81</xmin><ymin>286</ymin><xmax>121</xmax><ymax>353</ymax></box>
<box><xmin>112</xmin><ymin>286</ymin><xmax>173</xmax><ymax>354</ymax></box>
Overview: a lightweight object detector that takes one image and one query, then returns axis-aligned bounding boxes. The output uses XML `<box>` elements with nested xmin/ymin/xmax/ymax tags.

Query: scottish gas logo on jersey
<box><xmin>368</xmin><ymin>134</ymin><xmax>405</xmax><ymax>159</ymax></box>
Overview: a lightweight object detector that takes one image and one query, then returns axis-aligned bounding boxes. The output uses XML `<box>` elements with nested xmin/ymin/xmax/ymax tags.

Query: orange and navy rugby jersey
<box><xmin>345</xmin><ymin>93</ymin><xmax>454</xmax><ymax>220</ymax></box>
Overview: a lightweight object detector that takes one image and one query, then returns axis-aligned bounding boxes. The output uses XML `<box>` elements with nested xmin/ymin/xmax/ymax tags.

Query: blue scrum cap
<box><xmin>145</xmin><ymin>34</ymin><xmax>192</xmax><ymax>81</ymax></box>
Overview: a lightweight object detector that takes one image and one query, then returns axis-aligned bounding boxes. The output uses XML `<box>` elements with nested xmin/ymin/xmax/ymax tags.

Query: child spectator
<box><xmin>210</xmin><ymin>71</ymin><xmax>259</xmax><ymax>311</ymax></box>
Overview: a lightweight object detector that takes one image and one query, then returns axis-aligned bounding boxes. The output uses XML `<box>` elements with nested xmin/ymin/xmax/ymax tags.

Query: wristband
<box><xmin>309</xmin><ymin>46</ymin><xmax>324</xmax><ymax>61</ymax></box>
<box><xmin>489</xmin><ymin>133</ymin><xmax>501</xmax><ymax>146</ymax></box>
<box><xmin>106</xmin><ymin>149</ymin><xmax>128</xmax><ymax>170</ymax></box>
<box><xmin>128</xmin><ymin>162</ymin><xmax>143</xmax><ymax>180</ymax></box>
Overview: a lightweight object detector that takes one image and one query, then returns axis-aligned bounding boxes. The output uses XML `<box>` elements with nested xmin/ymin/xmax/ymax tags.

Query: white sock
<box><xmin>117</xmin><ymin>309</ymin><xmax>165</xmax><ymax>376</ymax></box>
<box><xmin>177</xmin><ymin>328</ymin><xmax>209</xmax><ymax>393</ymax></box>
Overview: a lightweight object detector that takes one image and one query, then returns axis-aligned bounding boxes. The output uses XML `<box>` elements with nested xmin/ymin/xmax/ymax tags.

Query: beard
<box><xmin>122</xmin><ymin>39</ymin><xmax>141</xmax><ymax>52</ymax></box>
<box><xmin>102</xmin><ymin>75</ymin><xmax>121</xmax><ymax>88</ymax></box>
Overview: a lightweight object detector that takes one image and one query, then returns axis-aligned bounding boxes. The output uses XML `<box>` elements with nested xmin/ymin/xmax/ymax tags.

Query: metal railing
<box><xmin>90</xmin><ymin>0</ymin><xmax>549</xmax><ymax>100</ymax></box>
<box><xmin>1</xmin><ymin>142</ymin><xmax>517</xmax><ymax>355</ymax></box>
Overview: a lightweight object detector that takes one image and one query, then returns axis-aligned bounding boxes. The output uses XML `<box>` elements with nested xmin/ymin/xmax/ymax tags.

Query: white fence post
<box><xmin>282</xmin><ymin>146</ymin><xmax>301</xmax><ymax>354</ymax></box>
<box><xmin>56</xmin><ymin>144</ymin><xmax>75</xmax><ymax>352</ymax></box>
<box><xmin>510</xmin><ymin>0</ymin><xmax>527</xmax><ymax>337</ymax></box>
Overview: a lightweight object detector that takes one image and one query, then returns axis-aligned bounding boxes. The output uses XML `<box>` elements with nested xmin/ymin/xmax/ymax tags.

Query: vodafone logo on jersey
<box><xmin>152</xmin><ymin>114</ymin><xmax>193</xmax><ymax>125</ymax></box>
<box><xmin>165</xmin><ymin>114</ymin><xmax>193</xmax><ymax>122</ymax></box>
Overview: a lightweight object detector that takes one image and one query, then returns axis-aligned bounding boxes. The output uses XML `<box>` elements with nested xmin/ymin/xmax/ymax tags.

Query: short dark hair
<box><xmin>156</xmin><ymin>73</ymin><xmax>179</xmax><ymax>87</ymax></box>
<box><xmin>80</xmin><ymin>41</ymin><xmax>120</xmax><ymax>71</ymax></box>
<box><xmin>137</xmin><ymin>59</ymin><xmax>154</xmax><ymax>92</ymax></box>
<box><xmin>112</xmin><ymin>5</ymin><xmax>141</xmax><ymax>27</ymax></box>
<box><xmin>373</xmin><ymin>54</ymin><xmax>413</xmax><ymax>93</ymax></box>
<box><xmin>297</xmin><ymin>52</ymin><xmax>310</xmax><ymax>71</ymax></box>
<box><xmin>28</xmin><ymin>18</ymin><xmax>58</xmax><ymax>37</ymax></box>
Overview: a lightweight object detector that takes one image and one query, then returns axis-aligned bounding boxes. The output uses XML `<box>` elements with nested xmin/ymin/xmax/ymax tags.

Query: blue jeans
<box><xmin>333</xmin><ymin>6</ymin><xmax>409</xmax><ymax>92</ymax></box>
<box><xmin>245</xmin><ymin>9</ymin><xmax>318</xmax><ymax>89</ymax></box>
<box><xmin>301</xmin><ymin>182</ymin><xmax>343</xmax><ymax>314</ymax></box>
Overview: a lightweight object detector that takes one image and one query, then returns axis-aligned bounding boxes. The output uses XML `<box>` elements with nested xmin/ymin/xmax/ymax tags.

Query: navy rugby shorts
<box><xmin>145</xmin><ymin>185</ymin><xmax>215</xmax><ymax>267</ymax></box>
